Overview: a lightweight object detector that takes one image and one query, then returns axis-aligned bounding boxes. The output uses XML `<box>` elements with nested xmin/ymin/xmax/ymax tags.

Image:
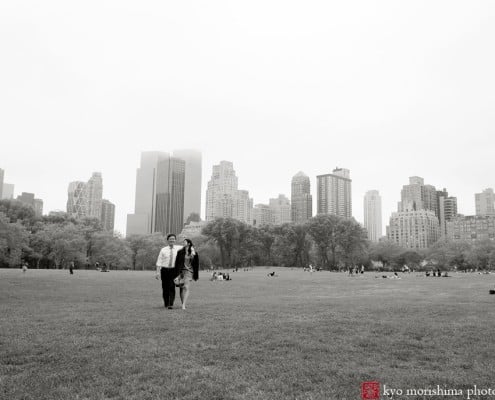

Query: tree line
<box><xmin>2</xmin><ymin>199</ymin><xmax>495</xmax><ymax>271</ymax></box>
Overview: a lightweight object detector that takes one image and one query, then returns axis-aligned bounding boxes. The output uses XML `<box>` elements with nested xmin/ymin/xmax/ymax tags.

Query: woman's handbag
<box><xmin>174</xmin><ymin>274</ymin><xmax>185</xmax><ymax>287</ymax></box>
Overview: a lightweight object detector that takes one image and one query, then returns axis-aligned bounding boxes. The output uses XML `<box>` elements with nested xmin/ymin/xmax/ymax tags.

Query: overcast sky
<box><xmin>1</xmin><ymin>1</ymin><xmax>494</xmax><ymax>235</ymax></box>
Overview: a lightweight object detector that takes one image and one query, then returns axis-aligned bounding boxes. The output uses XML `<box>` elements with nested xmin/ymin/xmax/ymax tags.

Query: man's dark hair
<box><xmin>166</xmin><ymin>233</ymin><xmax>176</xmax><ymax>240</ymax></box>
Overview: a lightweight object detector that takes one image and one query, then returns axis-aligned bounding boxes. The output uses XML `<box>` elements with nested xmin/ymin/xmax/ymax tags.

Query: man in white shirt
<box><xmin>156</xmin><ymin>234</ymin><xmax>183</xmax><ymax>309</ymax></box>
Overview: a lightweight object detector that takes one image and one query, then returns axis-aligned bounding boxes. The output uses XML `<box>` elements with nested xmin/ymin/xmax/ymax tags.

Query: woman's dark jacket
<box><xmin>175</xmin><ymin>248</ymin><xmax>199</xmax><ymax>281</ymax></box>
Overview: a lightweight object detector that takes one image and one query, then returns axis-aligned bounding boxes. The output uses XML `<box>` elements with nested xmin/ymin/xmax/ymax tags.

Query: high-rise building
<box><xmin>2</xmin><ymin>183</ymin><xmax>14</xmax><ymax>199</ymax></box>
<box><xmin>205</xmin><ymin>161</ymin><xmax>253</xmax><ymax>224</ymax></box>
<box><xmin>101</xmin><ymin>199</ymin><xmax>115</xmax><ymax>232</ymax></box>
<box><xmin>291</xmin><ymin>172</ymin><xmax>312</xmax><ymax>223</ymax></box>
<box><xmin>363</xmin><ymin>190</ymin><xmax>382</xmax><ymax>242</ymax></box>
<box><xmin>127</xmin><ymin>152</ymin><xmax>186</xmax><ymax>236</ymax></box>
<box><xmin>475</xmin><ymin>188</ymin><xmax>495</xmax><ymax>216</ymax></box>
<box><xmin>17</xmin><ymin>192</ymin><xmax>43</xmax><ymax>217</ymax></box>
<box><xmin>387</xmin><ymin>177</ymin><xmax>441</xmax><ymax>249</ymax></box>
<box><xmin>437</xmin><ymin>189</ymin><xmax>458</xmax><ymax>236</ymax></box>
<box><xmin>253</xmin><ymin>204</ymin><xmax>272</xmax><ymax>227</ymax></box>
<box><xmin>0</xmin><ymin>168</ymin><xmax>4</xmax><ymax>199</ymax></box>
<box><xmin>399</xmin><ymin>176</ymin><xmax>438</xmax><ymax>216</ymax></box>
<box><xmin>86</xmin><ymin>172</ymin><xmax>103</xmax><ymax>220</ymax></box>
<box><xmin>154</xmin><ymin>156</ymin><xmax>185</xmax><ymax>235</ymax></box>
<box><xmin>447</xmin><ymin>215</ymin><xmax>495</xmax><ymax>242</ymax></box>
<box><xmin>387</xmin><ymin>209</ymin><xmax>441</xmax><ymax>249</ymax></box>
<box><xmin>173</xmin><ymin>149</ymin><xmax>202</xmax><ymax>223</ymax></box>
<box><xmin>67</xmin><ymin>181</ymin><xmax>88</xmax><ymax>218</ymax></box>
<box><xmin>269</xmin><ymin>194</ymin><xmax>291</xmax><ymax>225</ymax></box>
<box><xmin>317</xmin><ymin>167</ymin><xmax>352</xmax><ymax>218</ymax></box>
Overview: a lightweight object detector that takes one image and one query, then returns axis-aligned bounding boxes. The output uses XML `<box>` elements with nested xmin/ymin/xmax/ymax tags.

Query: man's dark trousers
<box><xmin>160</xmin><ymin>267</ymin><xmax>176</xmax><ymax>307</ymax></box>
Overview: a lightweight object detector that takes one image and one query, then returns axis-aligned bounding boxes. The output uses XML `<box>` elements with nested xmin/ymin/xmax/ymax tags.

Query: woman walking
<box><xmin>175</xmin><ymin>239</ymin><xmax>199</xmax><ymax>310</ymax></box>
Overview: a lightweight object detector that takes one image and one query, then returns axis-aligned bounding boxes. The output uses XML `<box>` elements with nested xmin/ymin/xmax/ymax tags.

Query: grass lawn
<box><xmin>1</xmin><ymin>267</ymin><xmax>495</xmax><ymax>400</ymax></box>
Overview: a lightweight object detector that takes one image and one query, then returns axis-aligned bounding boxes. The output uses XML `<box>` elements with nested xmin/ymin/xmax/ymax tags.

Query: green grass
<box><xmin>1</xmin><ymin>268</ymin><xmax>495</xmax><ymax>400</ymax></box>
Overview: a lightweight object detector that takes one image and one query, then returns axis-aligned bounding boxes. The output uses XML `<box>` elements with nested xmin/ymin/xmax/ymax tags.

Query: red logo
<box><xmin>361</xmin><ymin>381</ymin><xmax>380</xmax><ymax>400</ymax></box>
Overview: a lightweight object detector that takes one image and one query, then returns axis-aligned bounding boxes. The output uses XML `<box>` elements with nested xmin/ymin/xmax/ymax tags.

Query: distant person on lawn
<box><xmin>156</xmin><ymin>234</ymin><xmax>182</xmax><ymax>309</ymax></box>
<box><xmin>174</xmin><ymin>238</ymin><xmax>199</xmax><ymax>310</ymax></box>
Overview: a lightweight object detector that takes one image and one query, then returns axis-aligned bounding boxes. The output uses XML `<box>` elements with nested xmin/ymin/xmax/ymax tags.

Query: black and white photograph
<box><xmin>1</xmin><ymin>1</ymin><xmax>494</xmax><ymax>399</ymax></box>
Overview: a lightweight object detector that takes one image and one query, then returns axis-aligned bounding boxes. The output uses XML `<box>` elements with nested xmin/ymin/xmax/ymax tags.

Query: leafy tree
<box><xmin>307</xmin><ymin>214</ymin><xmax>341</xmax><ymax>269</ymax></box>
<box><xmin>0</xmin><ymin>212</ymin><xmax>30</xmax><ymax>267</ymax></box>
<box><xmin>91</xmin><ymin>232</ymin><xmax>133</xmax><ymax>269</ymax></box>
<box><xmin>369</xmin><ymin>240</ymin><xmax>404</xmax><ymax>270</ymax></box>
<box><xmin>0</xmin><ymin>199</ymin><xmax>37</xmax><ymax>227</ymax></box>
<box><xmin>336</xmin><ymin>218</ymin><xmax>369</xmax><ymax>269</ymax></box>
<box><xmin>202</xmin><ymin>218</ymin><xmax>239</xmax><ymax>268</ymax></box>
<box><xmin>185</xmin><ymin>213</ymin><xmax>201</xmax><ymax>224</ymax></box>
<box><xmin>132</xmin><ymin>234</ymin><xmax>166</xmax><ymax>271</ymax></box>
<box><xmin>271</xmin><ymin>223</ymin><xmax>311</xmax><ymax>268</ymax></box>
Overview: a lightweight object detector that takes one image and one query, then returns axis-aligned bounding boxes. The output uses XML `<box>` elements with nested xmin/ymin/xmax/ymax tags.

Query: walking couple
<box><xmin>155</xmin><ymin>234</ymin><xmax>199</xmax><ymax>310</ymax></box>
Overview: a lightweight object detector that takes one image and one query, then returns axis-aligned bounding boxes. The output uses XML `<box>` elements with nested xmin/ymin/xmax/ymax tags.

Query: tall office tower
<box><xmin>291</xmin><ymin>172</ymin><xmax>312</xmax><ymax>223</ymax></box>
<box><xmin>234</xmin><ymin>190</ymin><xmax>253</xmax><ymax>224</ymax></box>
<box><xmin>33</xmin><ymin>199</ymin><xmax>43</xmax><ymax>217</ymax></box>
<box><xmin>205</xmin><ymin>161</ymin><xmax>253</xmax><ymax>224</ymax></box>
<box><xmin>399</xmin><ymin>176</ymin><xmax>438</xmax><ymax>216</ymax></box>
<box><xmin>475</xmin><ymin>188</ymin><xmax>495</xmax><ymax>216</ymax></box>
<box><xmin>316</xmin><ymin>167</ymin><xmax>352</xmax><ymax>218</ymax></box>
<box><xmin>86</xmin><ymin>172</ymin><xmax>103</xmax><ymax>220</ymax></box>
<box><xmin>173</xmin><ymin>149</ymin><xmax>202</xmax><ymax>223</ymax></box>
<box><xmin>67</xmin><ymin>181</ymin><xmax>88</xmax><ymax>218</ymax></box>
<box><xmin>154</xmin><ymin>156</ymin><xmax>186</xmax><ymax>235</ymax></box>
<box><xmin>101</xmin><ymin>199</ymin><xmax>116</xmax><ymax>232</ymax></box>
<box><xmin>253</xmin><ymin>204</ymin><xmax>272</xmax><ymax>227</ymax></box>
<box><xmin>437</xmin><ymin>188</ymin><xmax>458</xmax><ymax>236</ymax></box>
<box><xmin>387</xmin><ymin>209</ymin><xmax>441</xmax><ymax>249</ymax></box>
<box><xmin>127</xmin><ymin>152</ymin><xmax>186</xmax><ymax>236</ymax></box>
<box><xmin>269</xmin><ymin>194</ymin><xmax>291</xmax><ymax>225</ymax></box>
<box><xmin>387</xmin><ymin>177</ymin><xmax>441</xmax><ymax>248</ymax></box>
<box><xmin>363</xmin><ymin>190</ymin><xmax>382</xmax><ymax>242</ymax></box>
<box><xmin>0</xmin><ymin>168</ymin><xmax>4</xmax><ymax>199</ymax></box>
<box><xmin>2</xmin><ymin>183</ymin><xmax>14</xmax><ymax>199</ymax></box>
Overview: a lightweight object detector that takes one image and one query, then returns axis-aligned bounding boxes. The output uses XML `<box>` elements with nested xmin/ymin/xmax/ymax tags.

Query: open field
<box><xmin>1</xmin><ymin>268</ymin><xmax>495</xmax><ymax>400</ymax></box>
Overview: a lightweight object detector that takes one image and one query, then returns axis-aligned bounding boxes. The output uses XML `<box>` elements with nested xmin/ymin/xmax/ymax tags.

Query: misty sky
<box><xmin>1</xmin><ymin>1</ymin><xmax>494</xmax><ymax>235</ymax></box>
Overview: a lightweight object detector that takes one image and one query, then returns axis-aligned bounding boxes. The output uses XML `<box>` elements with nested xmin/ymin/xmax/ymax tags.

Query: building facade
<box><xmin>475</xmin><ymin>188</ymin><xmax>495</xmax><ymax>216</ymax></box>
<box><xmin>291</xmin><ymin>172</ymin><xmax>312</xmax><ymax>223</ymax></box>
<box><xmin>438</xmin><ymin>191</ymin><xmax>458</xmax><ymax>236</ymax></box>
<box><xmin>205</xmin><ymin>161</ymin><xmax>253</xmax><ymax>224</ymax></box>
<box><xmin>2</xmin><ymin>183</ymin><xmax>14</xmax><ymax>199</ymax></box>
<box><xmin>17</xmin><ymin>192</ymin><xmax>43</xmax><ymax>217</ymax></box>
<box><xmin>363</xmin><ymin>190</ymin><xmax>382</xmax><ymax>242</ymax></box>
<box><xmin>387</xmin><ymin>209</ymin><xmax>441</xmax><ymax>249</ymax></box>
<box><xmin>0</xmin><ymin>168</ymin><xmax>4</xmax><ymax>199</ymax></box>
<box><xmin>86</xmin><ymin>172</ymin><xmax>103</xmax><ymax>220</ymax></box>
<box><xmin>446</xmin><ymin>215</ymin><xmax>495</xmax><ymax>242</ymax></box>
<box><xmin>253</xmin><ymin>204</ymin><xmax>272</xmax><ymax>227</ymax></box>
<box><xmin>269</xmin><ymin>194</ymin><xmax>291</xmax><ymax>225</ymax></box>
<box><xmin>127</xmin><ymin>152</ymin><xmax>186</xmax><ymax>236</ymax></box>
<box><xmin>173</xmin><ymin>149</ymin><xmax>202</xmax><ymax>223</ymax></box>
<box><xmin>67</xmin><ymin>181</ymin><xmax>88</xmax><ymax>219</ymax></box>
<box><xmin>101</xmin><ymin>199</ymin><xmax>115</xmax><ymax>232</ymax></box>
<box><xmin>317</xmin><ymin>168</ymin><xmax>352</xmax><ymax>218</ymax></box>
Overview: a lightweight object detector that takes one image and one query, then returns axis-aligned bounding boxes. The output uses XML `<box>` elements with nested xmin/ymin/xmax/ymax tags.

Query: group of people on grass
<box><xmin>210</xmin><ymin>271</ymin><xmax>231</xmax><ymax>281</ymax></box>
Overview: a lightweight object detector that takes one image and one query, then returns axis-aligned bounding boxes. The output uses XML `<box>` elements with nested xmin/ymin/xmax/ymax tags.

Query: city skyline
<box><xmin>1</xmin><ymin>1</ymin><xmax>494</xmax><ymax>236</ymax></box>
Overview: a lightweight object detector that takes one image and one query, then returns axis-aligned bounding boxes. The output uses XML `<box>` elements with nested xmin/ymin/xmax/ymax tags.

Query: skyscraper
<box><xmin>291</xmin><ymin>172</ymin><xmax>312</xmax><ymax>223</ymax></box>
<box><xmin>127</xmin><ymin>152</ymin><xmax>186</xmax><ymax>236</ymax></box>
<box><xmin>86</xmin><ymin>172</ymin><xmax>103</xmax><ymax>220</ymax></box>
<box><xmin>173</xmin><ymin>149</ymin><xmax>202</xmax><ymax>223</ymax></box>
<box><xmin>1</xmin><ymin>183</ymin><xmax>14</xmax><ymax>199</ymax></box>
<box><xmin>0</xmin><ymin>168</ymin><xmax>4</xmax><ymax>199</ymax></box>
<box><xmin>437</xmin><ymin>189</ymin><xmax>458</xmax><ymax>236</ymax></box>
<box><xmin>101</xmin><ymin>199</ymin><xmax>116</xmax><ymax>232</ymax></box>
<box><xmin>475</xmin><ymin>188</ymin><xmax>495</xmax><ymax>216</ymax></box>
<box><xmin>317</xmin><ymin>167</ymin><xmax>352</xmax><ymax>218</ymax></box>
<box><xmin>387</xmin><ymin>176</ymin><xmax>441</xmax><ymax>249</ymax></box>
<box><xmin>67</xmin><ymin>181</ymin><xmax>88</xmax><ymax>218</ymax></box>
<box><xmin>205</xmin><ymin>161</ymin><xmax>253</xmax><ymax>223</ymax></box>
<box><xmin>364</xmin><ymin>190</ymin><xmax>382</xmax><ymax>242</ymax></box>
<box><xmin>269</xmin><ymin>194</ymin><xmax>291</xmax><ymax>225</ymax></box>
